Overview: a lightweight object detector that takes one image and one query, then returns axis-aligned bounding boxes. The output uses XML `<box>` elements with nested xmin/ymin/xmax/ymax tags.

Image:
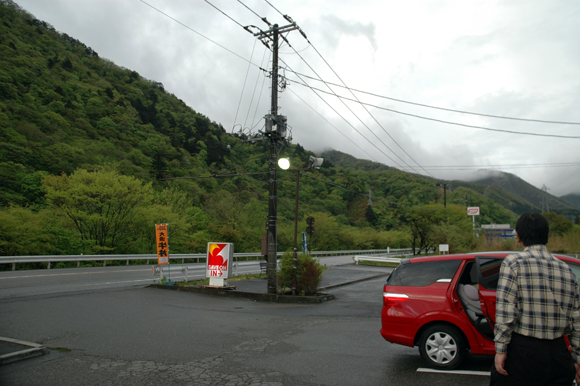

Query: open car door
<box><xmin>475</xmin><ymin>256</ymin><xmax>503</xmax><ymax>326</ymax></box>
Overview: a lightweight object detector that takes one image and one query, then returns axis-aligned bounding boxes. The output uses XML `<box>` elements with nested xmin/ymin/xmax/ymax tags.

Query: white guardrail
<box><xmin>0</xmin><ymin>249</ymin><xmax>415</xmax><ymax>271</ymax></box>
<box><xmin>353</xmin><ymin>248</ymin><xmax>419</xmax><ymax>265</ymax></box>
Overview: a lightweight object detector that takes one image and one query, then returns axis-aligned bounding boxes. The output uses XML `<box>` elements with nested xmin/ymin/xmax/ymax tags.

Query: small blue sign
<box><xmin>302</xmin><ymin>232</ymin><xmax>307</xmax><ymax>253</ymax></box>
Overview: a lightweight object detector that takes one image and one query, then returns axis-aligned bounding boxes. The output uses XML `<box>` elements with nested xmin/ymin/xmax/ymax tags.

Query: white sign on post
<box><xmin>467</xmin><ymin>207</ymin><xmax>480</xmax><ymax>230</ymax></box>
<box><xmin>467</xmin><ymin>207</ymin><xmax>480</xmax><ymax>216</ymax></box>
<box><xmin>206</xmin><ymin>242</ymin><xmax>233</xmax><ymax>287</ymax></box>
<box><xmin>439</xmin><ymin>244</ymin><xmax>449</xmax><ymax>254</ymax></box>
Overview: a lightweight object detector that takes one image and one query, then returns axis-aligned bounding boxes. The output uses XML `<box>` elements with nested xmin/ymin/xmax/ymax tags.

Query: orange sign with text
<box><xmin>155</xmin><ymin>224</ymin><xmax>169</xmax><ymax>265</ymax></box>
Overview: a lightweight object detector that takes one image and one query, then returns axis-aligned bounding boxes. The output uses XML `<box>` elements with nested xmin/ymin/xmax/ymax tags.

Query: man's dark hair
<box><xmin>515</xmin><ymin>212</ymin><xmax>549</xmax><ymax>246</ymax></box>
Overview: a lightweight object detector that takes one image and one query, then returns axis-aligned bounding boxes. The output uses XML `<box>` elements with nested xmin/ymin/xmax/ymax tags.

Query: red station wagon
<box><xmin>380</xmin><ymin>252</ymin><xmax>580</xmax><ymax>369</ymax></box>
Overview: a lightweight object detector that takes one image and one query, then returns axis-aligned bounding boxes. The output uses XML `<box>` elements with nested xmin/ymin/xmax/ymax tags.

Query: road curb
<box><xmin>318</xmin><ymin>272</ymin><xmax>390</xmax><ymax>291</ymax></box>
<box><xmin>0</xmin><ymin>337</ymin><xmax>49</xmax><ymax>365</ymax></box>
<box><xmin>149</xmin><ymin>284</ymin><xmax>336</xmax><ymax>304</ymax></box>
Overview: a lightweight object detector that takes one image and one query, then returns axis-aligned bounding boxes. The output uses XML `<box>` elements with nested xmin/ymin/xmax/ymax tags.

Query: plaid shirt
<box><xmin>494</xmin><ymin>245</ymin><xmax>580</xmax><ymax>362</ymax></box>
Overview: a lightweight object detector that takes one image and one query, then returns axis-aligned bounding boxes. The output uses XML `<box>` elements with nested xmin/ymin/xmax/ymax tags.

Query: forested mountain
<box><xmin>323</xmin><ymin>149</ymin><xmax>580</xmax><ymax>216</ymax></box>
<box><xmin>562</xmin><ymin>194</ymin><xmax>580</xmax><ymax>209</ymax></box>
<box><xmin>0</xmin><ymin>0</ymin><xmax>565</xmax><ymax>261</ymax></box>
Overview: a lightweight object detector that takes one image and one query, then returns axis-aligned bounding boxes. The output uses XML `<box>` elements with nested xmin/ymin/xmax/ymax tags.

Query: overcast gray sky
<box><xmin>14</xmin><ymin>0</ymin><xmax>580</xmax><ymax>197</ymax></box>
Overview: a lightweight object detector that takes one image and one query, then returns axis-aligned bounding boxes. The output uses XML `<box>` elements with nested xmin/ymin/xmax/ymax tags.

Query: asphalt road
<box><xmin>0</xmin><ymin>256</ymin><xmax>355</xmax><ymax>300</ymax></box>
<box><xmin>0</xmin><ymin>260</ymin><xmax>493</xmax><ymax>385</ymax></box>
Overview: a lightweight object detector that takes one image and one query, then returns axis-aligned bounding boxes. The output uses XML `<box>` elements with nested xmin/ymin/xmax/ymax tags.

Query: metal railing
<box><xmin>153</xmin><ymin>260</ymin><xmax>281</xmax><ymax>283</ymax></box>
<box><xmin>0</xmin><ymin>249</ymin><xmax>394</xmax><ymax>271</ymax></box>
<box><xmin>353</xmin><ymin>248</ymin><xmax>423</xmax><ymax>265</ymax></box>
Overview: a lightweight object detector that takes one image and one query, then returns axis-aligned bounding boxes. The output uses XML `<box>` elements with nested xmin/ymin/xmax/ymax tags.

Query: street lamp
<box><xmin>290</xmin><ymin>156</ymin><xmax>323</xmax><ymax>295</ymax></box>
<box><xmin>278</xmin><ymin>158</ymin><xmax>290</xmax><ymax>170</ymax></box>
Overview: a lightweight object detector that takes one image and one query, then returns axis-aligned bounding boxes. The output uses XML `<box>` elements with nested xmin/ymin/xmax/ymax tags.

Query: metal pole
<box><xmin>292</xmin><ymin>170</ymin><xmax>301</xmax><ymax>295</ymax></box>
<box><xmin>266</xmin><ymin>25</ymin><xmax>279</xmax><ymax>294</ymax></box>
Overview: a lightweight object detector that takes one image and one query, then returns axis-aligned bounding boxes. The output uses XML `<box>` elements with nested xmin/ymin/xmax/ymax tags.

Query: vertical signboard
<box><xmin>155</xmin><ymin>224</ymin><xmax>169</xmax><ymax>265</ymax></box>
<box><xmin>467</xmin><ymin>207</ymin><xmax>480</xmax><ymax>231</ymax></box>
<box><xmin>206</xmin><ymin>242</ymin><xmax>233</xmax><ymax>287</ymax></box>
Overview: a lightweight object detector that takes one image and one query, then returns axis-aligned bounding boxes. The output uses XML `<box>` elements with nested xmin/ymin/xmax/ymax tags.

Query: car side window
<box><xmin>476</xmin><ymin>257</ymin><xmax>503</xmax><ymax>290</ymax></box>
<box><xmin>387</xmin><ymin>260</ymin><xmax>462</xmax><ymax>287</ymax></box>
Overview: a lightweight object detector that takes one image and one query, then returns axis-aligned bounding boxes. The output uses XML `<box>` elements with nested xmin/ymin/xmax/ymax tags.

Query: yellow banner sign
<box><xmin>155</xmin><ymin>224</ymin><xmax>169</xmax><ymax>265</ymax></box>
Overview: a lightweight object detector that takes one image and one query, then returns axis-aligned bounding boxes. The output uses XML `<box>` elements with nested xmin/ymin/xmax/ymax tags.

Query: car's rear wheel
<box><xmin>418</xmin><ymin>324</ymin><xmax>466</xmax><ymax>370</ymax></box>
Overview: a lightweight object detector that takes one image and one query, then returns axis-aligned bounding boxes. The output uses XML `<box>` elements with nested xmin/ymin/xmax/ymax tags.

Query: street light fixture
<box><xmin>278</xmin><ymin>158</ymin><xmax>290</xmax><ymax>170</ymax></box>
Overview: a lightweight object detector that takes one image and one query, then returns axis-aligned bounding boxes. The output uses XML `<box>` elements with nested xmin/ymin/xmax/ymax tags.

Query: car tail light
<box><xmin>383</xmin><ymin>292</ymin><xmax>409</xmax><ymax>306</ymax></box>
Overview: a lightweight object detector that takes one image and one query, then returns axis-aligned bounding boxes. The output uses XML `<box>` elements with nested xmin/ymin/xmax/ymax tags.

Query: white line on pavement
<box><xmin>417</xmin><ymin>368</ymin><xmax>490</xmax><ymax>376</ymax></box>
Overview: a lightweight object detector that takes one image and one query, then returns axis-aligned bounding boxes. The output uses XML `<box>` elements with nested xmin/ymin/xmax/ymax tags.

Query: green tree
<box><xmin>43</xmin><ymin>168</ymin><xmax>153</xmax><ymax>253</ymax></box>
<box><xmin>543</xmin><ymin>212</ymin><xmax>574</xmax><ymax>236</ymax></box>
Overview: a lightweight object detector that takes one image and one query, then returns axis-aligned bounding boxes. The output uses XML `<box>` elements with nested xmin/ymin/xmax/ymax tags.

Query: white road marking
<box><xmin>417</xmin><ymin>368</ymin><xmax>490</xmax><ymax>376</ymax></box>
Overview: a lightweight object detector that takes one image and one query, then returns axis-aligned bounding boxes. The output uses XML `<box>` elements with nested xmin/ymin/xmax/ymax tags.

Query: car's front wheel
<box><xmin>418</xmin><ymin>324</ymin><xmax>466</xmax><ymax>370</ymax></box>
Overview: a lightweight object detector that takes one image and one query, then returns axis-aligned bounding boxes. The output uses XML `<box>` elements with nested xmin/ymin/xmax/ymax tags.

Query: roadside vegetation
<box><xmin>1</xmin><ymin>1</ymin><xmax>579</xmax><ymax>274</ymax></box>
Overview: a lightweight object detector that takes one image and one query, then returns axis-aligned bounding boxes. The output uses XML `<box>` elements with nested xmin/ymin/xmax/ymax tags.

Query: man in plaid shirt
<box><xmin>492</xmin><ymin>212</ymin><xmax>580</xmax><ymax>385</ymax></box>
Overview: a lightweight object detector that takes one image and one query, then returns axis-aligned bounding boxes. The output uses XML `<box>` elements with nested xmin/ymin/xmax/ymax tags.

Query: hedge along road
<box><xmin>0</xmin><ymin>262</ymin><xmax>493</xmax><ymax>385</ymax></box>
<box><xmin>0</xmin><ymin>255</ymin><xmax>354</xmax><ymax>300</ymax></box>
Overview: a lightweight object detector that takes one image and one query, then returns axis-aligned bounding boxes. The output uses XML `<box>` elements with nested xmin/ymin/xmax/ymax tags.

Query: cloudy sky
<box><xmin>14</xmin><ymin>0</ymin><xmax>580</xmax><ymax>196</ymax></box>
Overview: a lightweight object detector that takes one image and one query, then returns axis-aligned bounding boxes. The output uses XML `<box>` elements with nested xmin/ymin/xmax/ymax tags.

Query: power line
<box><xmin>299</xmin><ymin>38</ymin><xmax>435</xmax><ymax>178</ymax></box>
<box><xmin>397</xmin><ymin>162</ymin><xmax>580</xmax><ymax>171</ymax></box>
<box><xmin>287</xmin><ymin>78</ymin><xmax>580</xmax><ymax>139</ymax></box>
<box><xmin>233</xmin><ymin>39</ymin><xmax>258</xmax><ymax>130</ymax></box>
<box><xmin>286</xmin><ymin>87</ymin><xmax>380</xmax><ymax>163</ymax></box>
<box><xmin>284</xmin><ymin>69</ymin><xmax>580</xmax><ymax>126</ymax></box>
<box><xmin>139</xmin><ymin>0</ymin><xmax>265</xmax><ymax>71</ymax></box>
<box><xmin>203</xmin><ymin>0</ymin><xmax>245</xmax><ymax>28</ymax></box>
<box><xmin>237</xmin><ymin>0</ymin><xmax>271</xmax><ymax>26</ymax></box>
<box><xmin>276</xmin><ymin>33</ymin><xmax>427</xmax><ymax>174</ymax></box>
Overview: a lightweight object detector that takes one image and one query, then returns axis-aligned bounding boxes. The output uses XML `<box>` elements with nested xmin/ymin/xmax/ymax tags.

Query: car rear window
<box><xmin>386</xmin><ymin>259</ymin><xmax>462</xmax><ymax>287</ymax></box>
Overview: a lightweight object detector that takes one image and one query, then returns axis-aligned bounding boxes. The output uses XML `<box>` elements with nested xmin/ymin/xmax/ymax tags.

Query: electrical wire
<box><xmin>286</xmin><ymin>87</ymin><xmax>380</xmax><ymax>163</ymax></box>
<box><xmin>250</xmin><ymin>49</ymin><xmax>272</xmax><ymax>131</ymax></box>
<box><xmin>242</xmin><ymin>42</ymin><xmax>262</xmax><ymax>130</ymax></box>
<box><xmin>396</xmin><ymin>162</ymin><xmax>580</xmax><ymax>171</ymax></box>
<box><xmin>298</xmin><ymin>39</ymin><xmax>435</xmax><ymax>178</ymax></box>
<box><xmin>159</xmin><ymin>172</ymin><xmax>268</xmax><ymax>181</ymax></box>
<box><xmin>139</xmin><ymin>0</ymin><xmax>266</xmax><ymax>72</ymax></box>
<box><xmin>278</xmin><ymin>55</ymin><xmax>417</xmax><ymax>171</ymax></box>
<box><xmin>204</xmin><ymin>0</ymin><xmax>245</xmax><ymax>28</ymax></box>
<box><xmin>233</xmin><ymin>39</ymin><xmax>258</xmax><ymax>129</ymax></box>
<box><xmin>287</xmin><ymin>78</ymin><xmax>580</xmax><ymax>139</ymax></box>
<box><xmin>237</xmin><ymin>0</ymin><xmax>271</xmax><ymax>26</ymax></box>
<box><xmin>284</xmin><ymin>70</ymin><xmax>580</xmax><ymax>126</ymax></box>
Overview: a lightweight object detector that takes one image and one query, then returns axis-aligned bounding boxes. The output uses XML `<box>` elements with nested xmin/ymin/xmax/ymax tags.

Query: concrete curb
<box><xmin>318</xmin><ymin>272</ymin><xmax>390</xmax><ymax>291</ymax></box>
<box><xmin>149</xmin><ymin>284</ymin><xmax>336</xmax><ymax>304</ymax></box>
<box><xmin>0</xmin><ymin>337</ymin><xmax>49</xmax><ymax>365</ymax></box>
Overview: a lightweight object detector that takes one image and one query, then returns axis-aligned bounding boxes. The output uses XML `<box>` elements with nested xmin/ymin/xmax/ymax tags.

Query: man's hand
<box><xmin>495</xmin><ymin>353</ymin><xmax>508</xmax><ymax>376</ymax></box>
<box><xmin>575</xmin><ymin>363</ymin><xmax>580</xmax><ymax>383</ymax></box>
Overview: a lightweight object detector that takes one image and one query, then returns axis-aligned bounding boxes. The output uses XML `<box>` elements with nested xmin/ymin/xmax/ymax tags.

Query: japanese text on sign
<box><xmin>155</xmin><ymin>224</ymin><xmax>169</xmax><ymax>265</ymax></box>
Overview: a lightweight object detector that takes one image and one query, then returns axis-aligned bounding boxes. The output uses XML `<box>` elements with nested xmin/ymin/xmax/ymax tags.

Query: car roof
<box><xmin>405</xmin><ymin>251</ymin><xmax>579</xmax><ymax>265</ymax></box>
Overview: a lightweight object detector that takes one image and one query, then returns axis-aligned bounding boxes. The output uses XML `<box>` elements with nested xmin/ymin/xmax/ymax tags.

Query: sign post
<box><xmin>467</xmin><ymin>207</ymin><xmax>480</xmax><ymax>230</ymax></box>
<box><xmin>206</xmin><ymin>243</ymin><xmax>233</xmax><ymax>287</ymax></box>
<box><xmin>155</xmin><ymin>224</ymin><xmax>172</xmax><ymax>284</ymax></box>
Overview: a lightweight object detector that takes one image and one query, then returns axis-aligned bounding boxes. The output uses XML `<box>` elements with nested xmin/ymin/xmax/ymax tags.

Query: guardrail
<box><xmin>0</xmin><ymin>249</ymin><xmax>396</xmax><ymax>271</ymax></box>
<box><xmin>353</xmin><ymin>248</ymin><xmax>435</xmax><ymax>265</ymax></box>
<box><xmin>153</xmin><ymin>260</ymin><xmax>280</xmax><ymax>283</ymax></box>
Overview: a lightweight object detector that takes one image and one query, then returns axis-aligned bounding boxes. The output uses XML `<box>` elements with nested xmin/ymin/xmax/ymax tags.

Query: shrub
<box><xmin>277</xmin><ymin>251</ymin><xmax>326</xmax><ymax>295</ymax></box>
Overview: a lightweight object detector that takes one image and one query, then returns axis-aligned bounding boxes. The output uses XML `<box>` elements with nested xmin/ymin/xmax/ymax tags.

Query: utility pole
<box><xmin>266</xmin><ymin>24</ymin><xmax>279</xmax><ymax>295</ymax></box>
<box><xmin>436</xmin><ymin>183</ymin><xmax>448</xmax><ymax>208</ymax></box>
<box><xmin>253</xmin><ymin>22</ymin><xmax>299</xmax><ymax>294</ymax></box>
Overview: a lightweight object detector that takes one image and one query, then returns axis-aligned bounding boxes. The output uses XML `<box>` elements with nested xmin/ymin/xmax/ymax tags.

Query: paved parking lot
<box><xmin>0</xmin><ymin>265</ymin><xmax>492</xmax><ymax>385</ymax></box>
